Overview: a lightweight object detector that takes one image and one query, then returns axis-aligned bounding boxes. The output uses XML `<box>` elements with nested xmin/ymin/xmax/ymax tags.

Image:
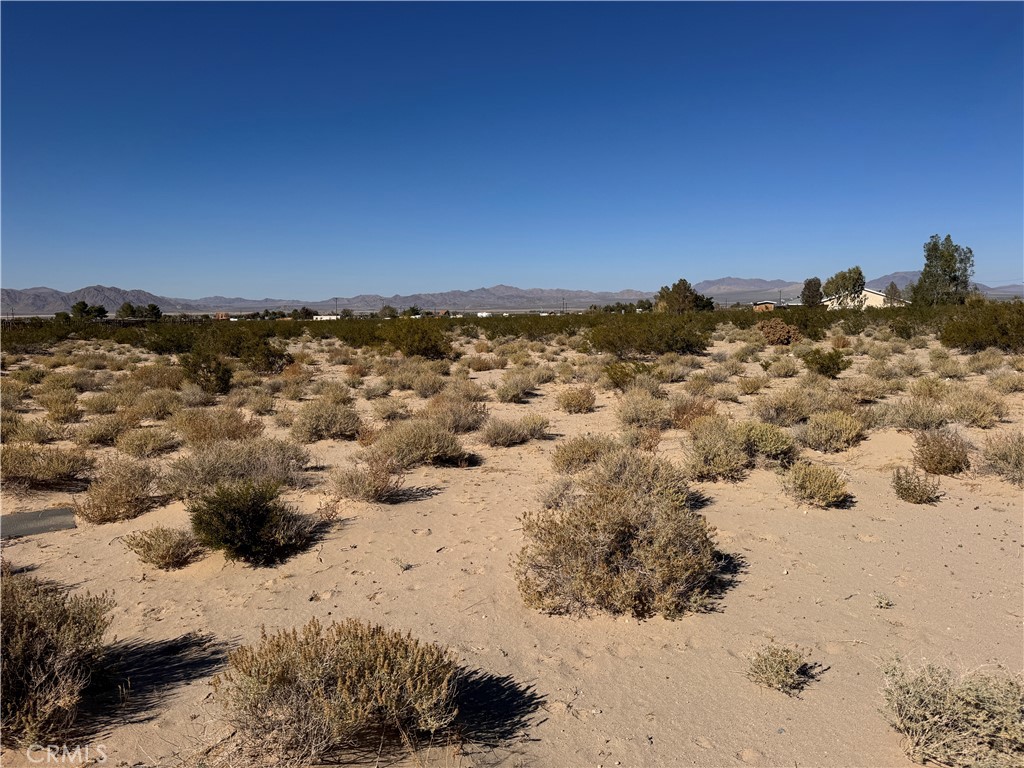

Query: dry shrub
<box><xmin>882</xmin><ymin>660</ymin><xmax>1023</xmax><ymax>768</ymax></box>
<box><xmin>1</xmin><ymin>378</ymin><xmax>31</xmax><ymax>412</ymax></box>
<box><xmin>891</xmin><ymin>467</ymin><xmax>942</xmax><ymax>504</ymax></box>
<box><xmin>313</xmin><ymin>381</ymin><xmax>354</xmax><ymax>405</ymax></box>
<box><xmin>830</xmin><ymin>334</ymin><xmax>851</xmax><ymax>349</ymax></box>
<box><xmin>330</xmin><ymin>456</ymin><xmax>405</xmax><ymax>503</ymax></box>
<box><xmin>367</xmin><ymin>420</ymin><xmax>468</xmax><ymax>470</ymax></box>
<box><xmin>371</xmin><ymin>397</ymin><xmax>411</xmax><ymax>422</ymax></box>
<box><xmin>736</xmin><ymin>376</ymin><xmax>769</xmax><ymax>396</ymax></box>
<box><xmin>684</xmin><ymin>416</ymin><xmax>751</xmax><ymax>482</ymax></box>
<box><xmin>981</xmin><ymin>431</ymin><xmax>1024</xmax><ymax>486</ymax></box>
<box><xmin>932</xmin><ymin>358</ymin><xmax>967</xmax><ymax>379</ymax></box>
<box><xmin>130</xmin><ymin>363</ymin><xmax>185</xmax><ymax>390</ymax></box>
<box><xmin>74</xmin><ymin>457</ymin><xmax>159</xmax><ymax>524</ymax></box>
<box><xmin>81</xmin><ymin>391</ymin><xmax>119</xmax><ymax>415</ymax></box>
<box><xmin>412</xmin><ymin>372</ymin><xmax>446</xmax><ymax>398</ymax></box>
<box><xmin>551</xmin><ymin>434</ymin><xmax>618</xmax><ymax>474</ymax></box>
<box><xmin>557</xmin><ymin>386</ymin><xmax>596</xmax><ymax>414</ymax></box>
<box><xmin>616</xmin><ymin>388</ymin><xmax>669</xmax><ymax>430</ymax></box>
<box><xmin>752</xmin><ymin>387</ymin><xmax>811</xmax><ymax>426</ymax></box>
<box><xmin>482</xmin><ymin>414</ymin><xmax>549</xmax><ymax>447</ymax></box>
<box><xmin>463</xmin><ymin>354</ymin><xmax>507</xmax><ymax>372</ymax></box>
<box><xmin>913</xmin><ymin>430</ymin><xmax>971</xmax><ymax>476</ymax></box>
<box><xmin>179</xmin><ymin>382</ymin><xmax>216</xmax><ymax>407</ymax></box>
<box><xmin>37</xmin><ymin>387</ymin><xmax>81</xmax><ymax>424</ymax></box>
<box><xmin>132</xmin><ymin>388</ymin><xmax>183</xmax><ymax>420</ymax></box>
<box><xmin>444</xmin><ymin>377</ymin><xmax>489</xmax><ymax>402</ymax></box>
<box><xmin>767</xmin><ymin>356</ymin><xmax>800</xmax><ymax>378</ymax></box>
<box><xmin>988</xmin><ymin>371</ymin><xmax>1024</xmax><ymax>394</ymax></box>
<box><xmin>737</xmin><ymin>421</ymin><xmax>799</xmax><ymax>467</ymax></box>
<box><xmin>746</xmin><ymin>643</ymin><xmax>816</xmax><ymax>696</ymax></box>
<box><xmin>211</xmin><ymin>618</ymin><xmax>458</xmax><ymax>763</ymax></box>
<box><xmin>123</xmin><ymin>527</ymin><xmax>205</xmax><ymax>570</ymax></box>
<box><xmin>782</xmin><ymin>461</ymin><xmax>849</xmax><ymax>508</ymax></box>
<box><xmin>1</xmin><ymin>567</ymin><xmax>114</xmax><ymax>746</ymax></box>
<box><xmin>886</xmin><ymin>397</ymin><xmax>950</xmax><ymax>431</ymax></box>
<box><xmin>172</xmin><ymin>407</ymin><xmax>264</xmax><ymax>445</ymax></box>
<box><xmin>0</xmin><ymin>445</ymin><xmax>94</xmax><ymax>491</ymax></box>
<box><xmin>115</xmin><ymin>426</ymin><xmax>181</xmax><ymax>458</ymax></box>
<box><xmin>163</xmin><ymin>435</ymin><xmax>310</xmax><ymax>497</ymax></box>
<box><xmin>290</xmin><ymin>400</ymin><xmax>362</xmax><ymax>443</ymax></box>
<box><xmin>668</xmin><ymin>394</ymin><xmax>717</xmax><ymax>429</ymax></box>
<box><xmin>799</xmin><ymin>410</ymin><xmax>865</xmax><ymax>453</ymax></box>
<box><xmin>836</xmin><ymin>376</ymin><xmax>889</xmax><ymax>403</ymax></box>
<box><xmin>495</xmin><ymin>371</ymin><xmax>535</xmax><ymax>403</ymax></box>
<box><xmin>1</xmin><ymin>415</ymin><xmax>64</xmax><ymax>445</ymax></box>
<box><xmin>361</xmin><ymin>380</ymin><xmax>392</xmax><ymax>400</ymax></box>
<box><xmin>515</xmin><ymin>448</ymin><xmax>717</xmax><ymax>619</ymax></box>
<box><xmin>757</xmin><ymin>317</ymin><xmax>802</xmax><ymax>345</ymax></box>
<box><xmin>965</xmin><ymin>348</ymin><xmax>1006</xmax><ymax>374</ymax></box>
<box><xmin>947</xmin><ymin>388</ymin><xmax>1007</xmax><ymax>429</ymax></box>
<box><xmin>423</xmin><ymin>393</ymin><xmax>488</xmax><ymax>433</ymax></box>
<box><xmin>73</xmin><ymin>411</ymin><xmax>139</xmax><ymax>446</ymax></box>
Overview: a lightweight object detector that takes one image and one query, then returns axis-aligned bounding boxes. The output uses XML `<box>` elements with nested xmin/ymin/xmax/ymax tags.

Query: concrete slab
<box><xmin>1</xmin><ymin>507</ymin><xmax>77</xmax><ymax>539</ymax></box>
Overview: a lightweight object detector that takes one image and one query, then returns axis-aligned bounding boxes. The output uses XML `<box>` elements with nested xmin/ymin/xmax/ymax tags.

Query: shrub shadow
<box><xmin>452</xmin><ymin>668</ymin><xmax>546</xmax><ymax>747</ymax></box>
<box><xmin>387</xmin><ymin>485</ymin><xmax>444</xmax><ymax>503</ymax></box>
<box><xmin>699</xmin><ymin>550</ymin><xmax>748</xmax><ymax>613</ymax></box>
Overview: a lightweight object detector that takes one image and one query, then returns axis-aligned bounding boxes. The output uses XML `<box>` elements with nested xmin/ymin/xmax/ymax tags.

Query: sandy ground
<box><xmin>2</xmin><ymin>336</ymin><xmax>1022</xmax><ymax>767</ymax></box>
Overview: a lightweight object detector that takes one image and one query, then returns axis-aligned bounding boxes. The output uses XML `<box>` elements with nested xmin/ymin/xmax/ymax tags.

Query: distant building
<box><xmin>312</xmin><ymin>315</ymin><xmax>337</xmax><ymax>321</ymax></box>
<box><xmin>214</xmin><ymin>312</ymin><xmax>231</xmax><ymax>321</ymax></box>
<box><xmin>753</xmin><ymin>301</ymin><xmax>776</xmax><ymax>312</ymax></box>
<box><xmin>476</xmin><ymin>312</ymin><xmax>492</xmax><ymax>318</ymax></box>
<box><xmin>824</xmin><ymin>288</ymin><xmax>908</xmax><ymax>310</ymax></box>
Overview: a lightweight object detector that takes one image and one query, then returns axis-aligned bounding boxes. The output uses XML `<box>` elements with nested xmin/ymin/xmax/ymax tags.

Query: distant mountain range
<box><xmin>2</xmin><ymin>275</ymin><xmax>1020</xmax><ymax>316</ymax></box>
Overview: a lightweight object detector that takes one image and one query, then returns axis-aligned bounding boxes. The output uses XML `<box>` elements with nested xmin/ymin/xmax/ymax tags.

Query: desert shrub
<box><xmin>557</xmin><ymin>386</ymin><xmax>596</xmax><ymax>414</ymax></box>
<box><xmin>782</xmin><ymin>461</ymin><xmax>849</xmax><ymax>508</ymax></box>
<box><xmin>908</xmin><ymin>376</ymin><xmax>949</xmax><ymax>400</ymax></box>
<box><xmin>947</xmin><ymin>388</ymin><xmax>1007</xmax><ymax>429</ymax></box>
<box><xmin>361</xmin><ymin>380</ymin><xmax>392</xmax><ymax>400</ymax></box>
<box><xmin>933</xmin><ymin>357</ymin><xmax>967</xmax><ymax>379</ymax></box>
<box><xmin>914</xmin><ymin>430</ymin><xmax>971</xmax><ymax>476</ymax></box>
<box><xmin>423</xmin><ymin>393</ymin><xmax>488</xmax><ymax>433</ymax></box>
<box><xmin>683</xmin><ymin>371</ymin><xmax>713</xmax><ymax>395</ymax></box>
<box><xmin>588</xmin><ymin>314</ymin><xmax>709</xmax><ymax>357</ymax></box>
<box><xmin>178</xmin><ymin>382</ymin><xmax>216</xmax><ymax>407</ymax></box>
<box><xmin>616</xmin><ymin>387</ymin><xmax>669</xmax><ymax>430</ymax></box>
<box><xmin>312</xmin><ymin>381</ymin><xmax>354</xmax><ymax>405</ymax></box>
<box><xmin>621</xmin><ymin>425</ymin><xmax>662</xmax><ymax>452</ymax></box>
<box><xmin>988</xmin><ymin>370</ymin><xmax>1024</xmax><ymax>394</ymax></box>
<box><xmin>885</xmin><ymin>397</ymin><xmax>950</xmax><ymax>431</ymax></box>
<box><xmin>551</xmin><ymin>434</ymin><xmax>619</xmax><ymax>474</ymax></box>
<box><xmin>229</xmin><ymin>386</ymin><xmax>275</xmax><ymax>415</ymax></box>
<box><xmin>799</xmin><ymin>410</ymin><xmax>864</xmax><ymax>453</ymax></box>
<box><xmin>411</xmin><ymin>372</ymin><xmax>446</xmax><ymax>398</ymax></box>
<box><xmin>516</xmin><ymin>448</ymin><xmax>716</xmax><ymax>619</ymax></box>
<box><xmin>463</xmin><ymin>354</ymin><xmax>507</xmax><ymax>372</ymax></box>
<box><xmin>444</xmin><ymin>377</ymin><xmax>489</xmax><ymax>402</ymax></box>
<box><xmin>129</xmin><ymin>363</ymin><xmax>186</xmax><ymax>390</ymax></box>
<box><xmin>161</xmin><ymin>437</ymin><xmax>311</xmax><ymax>499</ymax></box>
<box><xmin>2</xmin><ymin>414</ymin><xmax>64</xmax><ymax>445</ymax></box>
<box><xmin>172</xmin><ymin>407</ymin><xmax>264</xmax><ymax>445</ymax></box>
<box><xmin>801</xmin><ymin>348</ymin><xmax>852</xmax><ymax>378</ymax></box>
<box><xmin>115</xmin><ymin>427</ymin><xmax>181</xmax><ymax>458</ymax></box>
<box><xmin>36</xmin><ymin>386</ymin><xmax>82</xmax><ymax>424</ymax></box>
<box><xmin>766</xmin><ymin>356</ymin><xmax>800</xmax><ymax>378</ymax></box>
<box><xmin>495</xmin><ymin>371</ymin><xmax>535</xmax><ymax>403</ymax></box>
<box><xmin>736</xmin><ymin>376</ymin><xmax>768</xmax><ymax>396</ymax></box>
<box><xmin>0</xmin><ymin>445</ymin><xmax>94</xmax><ymax>490</ymax></box>
<box><xmin>123</xmin><ymin>527</ymin><xmax>205</xmax><ymax>570</ymax></box>
<box><xmin>81</xmin><ymin>391</ymin><xmax>119</xmax><ymax>415</ymax></box>
<box><xmin>752</xmin><ymin>387</ymin><xmax>812</xmax><ymax>426</ymax></box>
<box><xmin>684</xmin><ymin>416</ymin><xmax>752</xmax><ymax>482</ymax></box>
<box><xmin>189</xmin><ymin>482</ymin><xmax>314</xmax><ymax>566</ymax></box>
<box><xmin>891</xmin><ymin>467</ymin><xmax>942</xmax><ymax>504</ymax></box>
<box><xmin>882</xmin><ymin>659</ymin><xmax>1024</xmax><ymax>768</ymax></box>
<box><xmin>379</xmin><ymin>320</ymin><xmax>452</xmax><ymax>359</ymax></box>
<box><xmin>981</xmin><ymin>431</ymin><xmax>1024</xmax><ymax>486</ymax></box>
<box><xmin>746</xmin><ymin>643</ymin><xmax>815</xmax><ymax>696</ymax></box>
<box><xmin>371</xmin><ymin>397</ymin><xmax>411</xmax><ymax>422</ymax></box>
<box><xmin>837</xmin><ymin>375</ymin><xmax>889</xmax><ymax>403</ymax></box>
<box><xmin>73</xmin><ymin>411</ymin><xmax>139</xmax><ymax>446</ymax></box>
<box><xmin>291</xmin><ymin>400</ymin><xmax>362</xmax><ymax>443</ymax></box>
<box><xmin>0</xmin><ymin>379</ymin><xmax>31</xmax><ymax>413</ymax></box>
<box><xmin>482</xmin><ymin>414</ymin><xmax>549</xmax><ymax>447</ymax></box>
<box><xmin>179</xmin><ymin>350</ymin><xmax>233</xmax><ymax>394</ymax></box>
<box><xmin>1</xmin><ymin>568</ymin><xmax>114</xmax><ymax>746</ymax></box>
<box><xmin>367</xmin><ymin>420</ymin><xmax>468</xmax><ymax>470</ymax></box>
<box><xmin>74</xmin><ymin>457</ymin><xmax>159</xmax><ymax>524</ymax></box>
<box><xmin>939</xmin><ymin>301</ymin><xmax>1024</xmax><ymax>353</ymax></box>
<box><xmin>330</xmin><ymin>456</ymin><xmax>405</xmax><ymax>503</ymax></box>
<box><xmin>211</xmin><ymin>618</ymin><xmax>458</xmax><ymax>762</ymax></box>
<box><xmin>738</xmin><ymin>421</ymin><xmax>799</xmax><ymax>467</ymax></box>
<box><xmin>758</xmin><ymin>317</ymin><xmax>802</xmax><ymax>346</ymax></box>
<box><xmin>667</xmin><ymin>393</ymin><xmax>716</xmax><ymax>429</ymax></box>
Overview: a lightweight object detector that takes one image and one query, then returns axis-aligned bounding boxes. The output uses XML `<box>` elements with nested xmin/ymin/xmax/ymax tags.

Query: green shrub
<box><xmin>211</xmin><ymin>618</ymin><xmax>458</xmax><ymax>762</ymax></box>
<box><xmin>0</xmin><ymin>445</ymin><xmax>95</xmax><ymax>491</ymax></box>
<box><xmin>161</xmin><ymin>438</ymin><xmax>311</xmax><ymax>499</ymax></box>
<box><xmin>481</xmin><ymin>414</ymin><xmax>549</xmax><ymax>447</ymax></box>
<box><xmin>782</xmin><ymin>461</ymin><xmax>849</xmax><ymax>508</ymax></box>
<box><xmin>1</xmin><ymin>567</ymin><xmax>114</xmax><ymax>746</ymax></box>
<box><xmin>556</xmin><ymin>386</ymin><xmax>596</xmax><ymax>414</ymax></box>
<box><xmin>74</xmin><ymin>457</ymin><xmax>159</xmax><ymax>524</ymax></box>
<box><xmin>939</xmin><ymin>301</ymin><xmax>1024</xmax><ymax>352</ymax></box>
<box><xmin>799</xmin><ymin>411</ymin><xmax>865</xmax><ymax>453</ymax></box>
<box><xmin>379</xmin><ymin>321</ymin><xmax>452</xmax><ymax>359</ymax></box>
<box><xmin>913</xmin><ymin>430</ymin><xmax>971</xmax><ymax>476</ymax></box>
<box><xmin>551</xmin><ymin>434</ymin><xmax>619</xmax><ymax>474</ymax></box>
<box><xmin>981</xmin><ymin>431</ymin><xmax>1024</xmax><ymax>486</ymax></box>
<box><xmin>588</xmin><ymin>315</ymin><xmax>709</xmax><ymax>357</ymax></box>
<box><xmin>290</xmin><ymin>400</ymin><xmax>362</xmax><ymax>443</ymax></box>
<box><xmin>179</xmin><ymin>350</ymin><xmax>233</xmax><ymax>394</ymax></box>
<box><xmin>123</xmin><ymin>527</ymin><xmax>205</xmax><ymax>570</ymax></box>
<box><xmin>801</xmin><ymin>348</ymin><xmax>852</xmax><ymax>378</ymax></box>
<box><xmin>891</xmin><ymin>467</ymin><xmax>942</xmax><ymax>504</ymax></box>
<box><xmin>746</xmin><ymin>643</ymin><xmax>816</xmax><ymax>696</ymax></box>
<box><xmin>189</xmin><ymin>482</ymin><xmax>314</xmax><ymax>566</ymax></box>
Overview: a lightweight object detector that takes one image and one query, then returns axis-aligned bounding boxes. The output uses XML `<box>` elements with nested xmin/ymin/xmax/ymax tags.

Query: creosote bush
<box><xmin>123</xmin><ymin>527</ymin><xmax>205</xmax><ymax>570</ymax></box>
<box><xmin>515</xmin><ymin>447</ymin><xmax>718</xmax><ymax>619</ymax></box>
<box><xmin>981</xmin><ymin>431</ymin><xmax>1024</xmax><ymax>486</ymax></box>
<box><xmin>1</xmin><ymin>444</ymin><xmax>95</xmax><ymax>491</ymax></box>
<box><xmin>746</xmin><ymin>643</ymin><xmax>816</xmax><ymax>696</ymax></box>
<box><xmin>913</xmin><ymin>430</ymin><xmax>971</xmax><ymax>476</ymax></box>
<box><xmin>74</xmin><ymin>457</ymin><xmax>159</xmax><ymax>524</ymax></box>
<box><xmin>782</xmin><ymin>461</ymin><xmax>849</xmax><ymax>508</ymax></box>
<box><xmin>290</xmin><ymin>400</ymin><xmax>362</xmax><ymax>443</ymax></box>
<box><xmin>556</xmin><ymin>386</ymin><xmax>596</xmax><ymax>414</ymax></box>
<box><xmin>212</xmin><ymin>618</ymin><xmax>459</xmax><ymax>763</ymax></box>
<box><xmin>891</xmin><ymin>467</ymin><xmax>942</xmax><ymax>504</ymax></box>
<box><xmin>1</xmin><ymin>566</ymin><xmax>114</xmax><ymax>746</ymax></box>
<box><xmin>801</xmin><ymin>348</ymin><xmax>852</xmax><ymax>378</ymax></box>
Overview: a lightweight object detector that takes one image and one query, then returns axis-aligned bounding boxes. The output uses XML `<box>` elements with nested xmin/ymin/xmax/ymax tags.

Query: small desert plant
<box><xmin>882</xmin><ymin>659</ymin><xmax>1023</xmax><ymax>768</ymax></box>
<box><xmin>550</xmin><ymin>434</ymin><xmax>619</xmax><ymax>474</ymax></box>
<box><xmin>738</xmin><ymin>421</ymin><xmax>799</xmax><ymax>467</ymax></box>
<box><xmin>885</xmin><ymin>397</ymin><xmax>950</xmax><ymax>431</ymax></box>
<box><xmin>947</xmin><ymin>388</ymin><xmax>1007</xmax><ymax>429</ymax></box>
<box><xmin>1</xmin><ymin>567</ymin><xmax>114</xmax><ymax>746</ymax></box>
<box><xmin>495</xmin><ymin>371</ymin><xmax>535</xmax><ymax>403</ymax></box>
<box><xmin>73</xmin><ymin>411</ymin><xmax>139</xmax><ymax>447</ymax></box>
<box><xmin>132</xmin><ymin>388</ymin><xmax>183</xmax><ymax>420</ymax></box>
<box><xmin>684</xmin><ymin>416</ymin><xmax>752</xmax><ymax>482</ymax></box>
<box><xmin>123</xmin><ymin>527</ymin><xmax>205</xmax><ymax>570</ymax></box>
<box><xmin>290</xmin><ymin>400</ymin><xmax>362</xmax><ymax>443</ymax></box>
<box><xmin>782</xmin><ymin>461</ymin><xmax>849</xmax><ymax>508</ymax></box>
<box><xmin>161</xmin><ymin>438</ymin><xmax>311</xmax><ymax>499</ymax></box>
<box><xmin>752</xmin><ymin>387</ymin><xmax>812</xmax><ymax>426</ymax></box>
<box><xmin>801</xmin><ymin>348</ymin><xmax>852</xmax><ymax>378</ymax></box>
<box><xmin>361</xmin><ymin>380</ymin><xmax>392</xmax><ymax>400</ymax></box>
<box><xmin>36</xmin><ymin>386</ymin><xmax>82</xmax><ymax>424</ymax></box>
<box><xmin>746</xmin><ymin>643</ymin><xmax>816</xmax><ymax>696</ymax></box>
<box><xmin>371</xmin><ymin>397</ymin><xmax>411</xmax><ymax>422</ymax></box>
<box><xmin>668</xmin><ymin>394</ymin><xmax>717</xmax><ymax>429</ymax></box>
<box><xmin>172</xmin><ymin>407</ymin><xmax>264</xmax><ymax>445</ymax></box>
<box><xmin>211</xmin><ymin>618</ymin><xmax>458</xmax><ymax>762</ymax></box>
<box><xmin>766</xmin><ymin>356</ymin><xmax>800</xmax><ymax>378</ymax></box>
<box><xmin>81</xmin><ymin>391</ymin><xmax>119</xmax><ymax>415</ymax></box>
<box><xmin>423</xmin><ymin>393</ymin><xmax>488</xmax><ymax>433</ymax></box>
<box><xmin>758</xmin><ymin>317</ymin><xmax>802</xmax><ymax>345</ymax></box>
<box><xmin>1</xmin><ymin>444</ymin><xmax>95</xmax><ymax>491</ymax></box>
<box><xmin>367</xmin><ymin>420</ymin><xmax>469</xmax><ymax>470</ymax></box>
<box><xmin>189</xmin><ymin>482</ymin><xmax>315</xmax><ymax>566</ymax></box>
<box><xmin>557</xmin><ymin>386</ymin><xmax>596</xmax><ymax>414</ymax></box>
<box><xmin>481</xmin><ymin>414</ymin><xmax>549</xmax><ymax>447</ymax></box>
<box><xmin>798</xmin><ymin>410</ymin><xmax>865</xmax><ymax>453</ymax></box>
<box><xmin>616</xmin><ymin>387</ymin><xmax>669</xmax><ymax>430</ymax></box>
<box><xmin>913</xmin><ymin>429</ymin><xmax>971</xmax><ymax>476</ymax></box>
<box><xmin>891</xmin><ymin>467</ymin><xmax>942</xmax><ymax>504</ymax></box>
<box><xmin>115</xmin><ymin>426</ymin><xmax>182</xmax><ymax>458</ymax></box>
<box><xmin>74</xmin><ymin>457</ymin><xmax>159</xmax><ymax>524</ymax></box>
<box><xmin>330</xmin><ymin>456</ymin><xmax>406</xmax><ymax>503</ymax></box>
<box><xmin>981</xmin><ymin>431</ymin><xmax>1024</xmax><ymax>486</ymax></box>
<box><xmin>178</xmin><ymin>382</ymin><xmax>216</xmax><ymax>407</ymax></box>
<box><xmin>736</xmin><ymin>375</ymin><xmax>769</xmax><ymax>396</ymax></box>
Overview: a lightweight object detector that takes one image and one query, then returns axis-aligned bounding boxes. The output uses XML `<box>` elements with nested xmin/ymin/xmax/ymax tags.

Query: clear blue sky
<box><xmin>3</xmin><ymin>2</ymin><xmax>1022</xmax><ymax>298</ymax></box>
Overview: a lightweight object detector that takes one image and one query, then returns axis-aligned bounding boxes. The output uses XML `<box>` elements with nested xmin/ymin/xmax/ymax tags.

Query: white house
<box><xmin>824</xmin><ymin>288</ymin><xmax>908</xmax><ymax>310</ymax></box>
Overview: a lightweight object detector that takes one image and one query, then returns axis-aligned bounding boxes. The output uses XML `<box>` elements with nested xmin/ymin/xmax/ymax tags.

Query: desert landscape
<box><xmin>1</xmin><ymin>307</ymin><xmax>1021</xmax><ymax>767</ymax></box>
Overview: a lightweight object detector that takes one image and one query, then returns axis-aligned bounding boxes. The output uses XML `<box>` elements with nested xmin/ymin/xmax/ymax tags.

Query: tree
<box><xmin>883</xmin><ymin>281</ymin><xmax>903</xmax><ymax>307</ymax></box>
<box><xmin>401</xmin><ymin>305</ymin><xmax>422</xmax><ymax>317</ymax></box>
<box><xmin>655</xmin><ymin>279</ymin><xmax>714</xmax><ymax>314</ymax></box>
<box><xmin>822</xmin><ymin>266</ymin><xmax>866</xmax><ymax>309</ymax></box>
<box><xmin>144</xmin><ymin>303</ymin><xmax>162</xmax><ymax>320</ymax></box>
<box><xmin>801</xmin><ymin>277</ymin><xmax>823</xmax><ymax>308</ymax></box>
<box><xmin>636</xmin><ymin>299</ymin><xmax>653</xmax><ymax>312</ymax></box>
<box><xmin>116</xmin><ymin>302</ymin><xmax>137</xmax><ymax>319</ymax></box>
<box><xmin>290</xmin><ymin>306</ymin><xmax>315</xmax><ymax>320</ymax></box>
<box><xmin>907</xmin><ymin>234</ymin><xmax>975</xmax><ymax>306</ymax></box>
<box><xmin>380</xmin><ymin>305</ymin><xmax>398</xmax><ymax>319</ymax></box>
<box><xmin>71</xmin><ymin>301</ymin><xmax>90</xmax><ymax>319</ymax></box>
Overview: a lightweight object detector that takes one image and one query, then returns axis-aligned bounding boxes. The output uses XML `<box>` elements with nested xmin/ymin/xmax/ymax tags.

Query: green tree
<box><xmin>380</xmin><ymin>305</ymin><xmax>398</xmax><ymax>319</ymax></box>
<box><xmin>116</xmin><ymin>302</ymin><xmax>137</xmax><ymax>319</ymax></box>
<box><xmin>71</xmin><ymin>301</ymin><xmax>90</xmax><ymax>319</ymax></box>
<box><xmin>801</xmin><ymin>277</ymin><xmax>823</xmax><ymax>308</ymax></box>
<box><xmin>401</xmin><ymin>305</ymin><xmax>422</xmax><ymax>317</ymax></box>
<box><xmin>907</xmin><ymin>234</ymin><xmax>975</xmax><ymax>306</ymax></box>
<box><xmin>883</xmin><ymin>281</ymin><xmax>903</xmax><ymax>307</ymax></box>
<box><xmin>655</xmin><ymin>279</ymin><xmax>714</xmax><ymax>314</ymax></box>
<box><xmin>823</xmin><ymin>266</ymin><xmax>866</xmax><ymax>309</ymax></box>
<box><xmin>144</xmin><ymin>303</ymin><xmax>163</xmax><ymax>320</ymax></box>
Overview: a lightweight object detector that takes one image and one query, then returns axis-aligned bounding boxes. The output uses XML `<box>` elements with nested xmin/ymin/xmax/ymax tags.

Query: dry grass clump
<box><xmin>361</xmin><ymin>380</ymin><xmax>392</xmax><ymax>400</ymax></box>
<box><xmin>132</xmin><ymin>388</ymin><xmax>184</xmax><ymax>420</ymax></box>
<box><xmin>211</xmin><ymin>618</ymin><xmax>458</xmax><ymax>763</ymax></box>
<box><xmin>515</xmin><ymin>448</ymin><xmax>718</xmax><ymax>619</ymax></box>
<box><xmin>423</xmin><ymin>393</ymin><xmax>488</xmax><ymax>433</ymax></box>
<box><xmin>746</xmin><ymin>643</ymin><xmax>816</xmax><ymax>696</ymax></box>
<box><xmin>73</xmin><ymin>411</ymin><xmax>140</xmax><ymax>446</ymax></box>
<box><xmin>123</xmin><ymin>527</ymin><xmax>205</xmax><ymax>570</ymax></box>
<box><xmin>179</xmin><ymin>382</ymin><xmax>216</xmax><ymax>407</ymax></box>
<box><xmin>882</xmin><ymin>660</ymin><xmax>1023</xmax><ymax>768</ymax></box>
<box><xmin>444</xmin><ymin>377</ymin><xmax>489</xmax><ymax>402</ymax></box>
<box><xmin>947</xmin><ymin>387</ymin><xmax>1007</xmax><ymax>429</ymax></box>
<box><xmin>782</xmin><ymin>461</ymin><xmax>850</xmax><ymax>508</ymax></box>
<box><xmin>130</xmin><ymin>363</ymin><xmax>186</xmax><ymax>390</ymax></box>
<box><xmin>81</xmin><ymin>391</ymin><xmax>120</xmax><ymax>415</ymax></box>
<box><xmin>495</xmin><ymin>370</ymin><xmax>536</xmax><ymax>403</ymax></box>
<box><xmin>463</xmin><ymin>354</ymin><xmax>507</xmax><ymax>372</ymax></box>
<box><xmin>836</xmin><ymin>376</ymin><xmax>890</xmax><ymax>403</ymax></box>
<box><xmin>36</xmin><ymin>386</ymin><xmax>82</xmax><ymax>424</ymax></box>
<box><xmin>798</xmin><ymin>410</ymin><xmax>865</xmax><ymax>453</ymax></box>
<box><xmin>115</xmin><ymin>426</ymin><xmax>182</xmax><ymax>458</ymax></box>
<box><xmin>981</xmin><ymin>431</ymin><xmax>1024</xmax><ymax>486</ymax></box>
<box><xmin>736</xmin><ymin>376</ymin><xmax>769</xmax><ymax>396</ymax></box>
<box><xmin>752</xmin><ymin>387</ymin><xmax>811</xmax><ymax>426</ymax></box>
<box><xmin>0</xmin><ymin>378</ymin><xmax>31</xmax><ymax>412</ymax></box>
<box><xmin>616</xmin><ymin>387</ymin><xmax>669</xmax><ymax>430</ymax></box>
<box><xmin>482</xmin><ymin>414</ymin><xmax>549</xmax><ymax>447</ymax></box>
<box><xmin>669</xmin><ymin>393</ymin><xmax>717</xmax><ymax>429</ymax></box>
<box><xmin>556</xmin><ymin>386</ymin><xmax>596</xmax><ymax>414</ymax></box>
<box><xmin>913</xmin><ymin>430</ymin><xmax>971</xmax><ymax>476</ymax></box>
<box><xmin>891</xmin><ymin>467</ymin><xmax>942</xmax><ymax>504</ymax></box>
<box><xmin>366</xmin><ymin>419</ymin><xmax>469</xmax><ymax>470</ymax></box>
<box><xmin>290</xmin><ymin>400</ymin><xmax>362</xmax><ymax>443</ymax></box>
<box><xmin>932</xmin><ymin>358</ymin><xmax>967</xmax><ymax>379</ymax></box>
<box><xmin>330</xmin><ymin>456</ymin><xmax>405</xmax><ymax>504</ymax></box>
<box><xmin>1</xmin><ymin>566</ymin><xmax>114</xmax><ymax>746</ymax></box>
<box><xmin>74</xmin><ymin>457</ymin><xmax>159</xmax><ymax>524</ymax></box>
<box><xmin>987</xmin><ymin>370</ymin><xmax>1024</xmax><ymax>394</ymax></box>
<box><xmin>1</xmin><ymin>444</ymin><xmax>95</xmax><ymax>491</ymax></box>
<box><xmin>172</xmin><ymin>407</ymin><xmax>264</xmax><ymax>445</ymax></box>
<box><xmin>313</xmin><ymin>380</ymin><xmax>354</xmax><ymax>405</ymax></box>
<box><xmin>767</xmin><ymin>356</ymin><xmax>800</xmax><ymax>378</ymax></box>
<box><xmin>551</xmin><ymin>434</ymin><xmax>619</xmax><ymax>474</ymax></box>
<box><xmin>1</xmin><ymin>414</ymin><xmax>64</xmax><ymax>445</ymax></box>
<box><xmin>161</xmin><ymin>438</ymin><xmax>311</xmax><ymax>499</ymax></box>
<box><xmin>684</xmin><ymin>416</ymin><xmax>752</xmax><ymax>482</ymax></box>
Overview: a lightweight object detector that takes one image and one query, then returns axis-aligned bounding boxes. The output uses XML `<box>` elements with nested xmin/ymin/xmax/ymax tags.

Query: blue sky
<box><xmin>3</xmin><ymin>2</ymin><xmax>1022</xmax><ymax>298</ymax></box>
